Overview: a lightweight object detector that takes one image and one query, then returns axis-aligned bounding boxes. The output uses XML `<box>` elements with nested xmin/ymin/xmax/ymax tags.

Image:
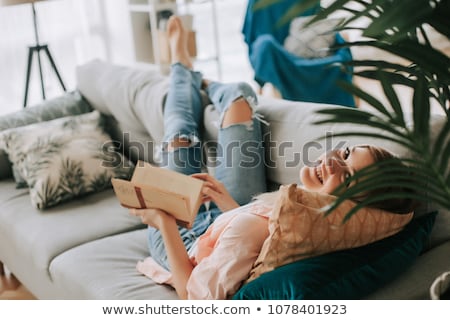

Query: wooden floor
<box><xmin>0</xmin><ymin>264</ymin><xmax>36</xmax><ymax>300</ymax></box>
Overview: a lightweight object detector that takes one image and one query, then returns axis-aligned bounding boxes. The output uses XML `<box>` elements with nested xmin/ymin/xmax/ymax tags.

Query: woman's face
<box><xmin>300</xmin><ymin>146</ymin><xmax>375</xmax><ymax>194</ymax></box>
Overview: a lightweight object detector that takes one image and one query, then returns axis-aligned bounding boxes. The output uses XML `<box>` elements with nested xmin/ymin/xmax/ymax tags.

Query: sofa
<box><xmin>0</xmin><ymin>60</ymin><xmax>448</xmax><ymax>300</ymax></box>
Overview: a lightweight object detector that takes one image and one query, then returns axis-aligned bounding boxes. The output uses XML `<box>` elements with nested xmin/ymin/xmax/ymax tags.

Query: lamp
<box><xmin>0</xmin><ymin>0</ymin><xmax>66</xmax><ymax>107</ymax></box>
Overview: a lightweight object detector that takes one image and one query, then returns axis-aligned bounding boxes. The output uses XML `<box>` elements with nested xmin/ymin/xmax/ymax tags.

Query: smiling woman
<box><xmin>300</xmin><ymin>144</ymin><xmax>416</xmax><ymax>214</ymax></box>
<box><xmin>300</xmin><ymin>145</ymin><xmax>375</xmax><ymax>194</ymax></box>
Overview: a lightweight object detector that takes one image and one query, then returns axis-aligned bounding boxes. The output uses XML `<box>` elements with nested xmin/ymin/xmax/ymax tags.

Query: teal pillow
<box><xmin>233</xmin><ymin>212</ymin><xmax>437</xmax><ymax>300</ymax></box>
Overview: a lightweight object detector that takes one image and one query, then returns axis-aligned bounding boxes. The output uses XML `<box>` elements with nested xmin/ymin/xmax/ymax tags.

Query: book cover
<box><xmin>111</xmin><ymin>161</ymin><xmax>204</xmax><ymax>228</ymax></box>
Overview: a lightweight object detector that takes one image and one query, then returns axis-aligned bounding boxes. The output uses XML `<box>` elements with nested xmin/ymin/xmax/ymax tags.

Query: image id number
<box><xmin>268</xmin><ymin>304</ymin><xmax>347</xmax><ymax>315</ymax></box>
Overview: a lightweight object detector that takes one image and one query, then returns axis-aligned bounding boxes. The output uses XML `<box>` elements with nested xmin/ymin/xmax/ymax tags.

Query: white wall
<box><xmin>0</xmin><ymin>0</ymin><xmax>254</xmax><ymax>116</ymax></box>
<box><xmin>0</xmin><ymin>0</ymin><xmax>134</xmax><ymax>115</ymax></box>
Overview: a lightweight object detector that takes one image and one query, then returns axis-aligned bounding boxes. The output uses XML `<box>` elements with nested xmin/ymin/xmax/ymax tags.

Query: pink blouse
<box><xmin>136</xmin><ymin>201</ymin><xmax>272</xmax><ymax>299</ymax></box>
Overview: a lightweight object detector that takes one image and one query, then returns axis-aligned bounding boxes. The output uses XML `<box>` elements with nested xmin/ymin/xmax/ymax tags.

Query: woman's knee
<box><xmin>232</xmin><ymin>82</ymin><xmax>257</xmax><ymax>101</ymax></box>
<box><xmin>221</xmin><ymin>97</ymin><xmax>254</xmax><ymax>128</ymax></box>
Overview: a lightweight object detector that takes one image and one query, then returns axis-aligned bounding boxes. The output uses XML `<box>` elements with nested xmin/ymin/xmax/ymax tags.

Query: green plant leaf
<box><xmin>309</xmin><ymin>0</ymin><xmax>352</xmax><ymax>24</ymax></box>
<box><xmin>252</xmin><ymin>0</ymin><xmax>284</xmax><ymax>10</ymax></box>
<box><xmin>336</xmin><ymin>81</ymin><xmax>394</xmax><ymax>118</ymax></box>
<box><xmin>412</xmin><ymin>75</ymin><xmax>430</xmax><ymax>146</ymax></box>
<box><xmin>315</xmin><ymin>108</ymin><xmax>412</xmax><ymax>142</ymax></box>
<box><xmin>341</xmin><ymin>0</ymin><xmax>387</xmax><ymax>29</ymax></box>
<box><xmin>376</xmin><ymin>72</ymin><xmax>405</xmax><ymax>126</ymax></box>
<box><xmin>334</xmin><ymin>169</ymin><xmax>448</xmax><ymax>205</ymax></box>
<box><xmin>353</xmin><ymin>70</ymin><xmax>416</xmax><ymax>88</ymax></box>
<box><xmin>346</xmin><ymin>60</ymin><xmax>419</xmax><ymax>76</ymax></box>
<box><xmin>439</xmin><ymin>140</ymin><xmax>450</xmax><ymax>175</ymax></box>
<box><xmin>314</xmin><ymin>131</ymin><xmax>417</xmax><ymax>153</ymax></box>
<box><xmin>363</xmin><ymin>0</ymin><xmax>433</xmax><ymax>41</ymax></box>
<box><xmin>276</xmin><ymin>0</ymin><xmax>321</xmax><ymax>28</ymax></box>
<box><xmin>432</xmin><ymin>120</ymin><xmax>450</xmax><ymax>163</ymax></box>
<box><xmin>324</xmin><ymin>153</ymin><xmax>450</xmax><ymax>219</ymax></box>
<box><xmin>427</xmin><ymin>0</ymin><xmax>450</xmax><ymax>38</ymax></box>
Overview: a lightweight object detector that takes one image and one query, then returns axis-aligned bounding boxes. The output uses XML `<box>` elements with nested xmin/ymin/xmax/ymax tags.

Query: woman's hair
<box><xmin>255</xmin><ymin>145</ymin><xmax>418</xmax><ymax>214</ymax></box>
<box><xmin>349</xmin><ymin>145</ymin><xmax>417</xmax><ymax>214</ymax></box>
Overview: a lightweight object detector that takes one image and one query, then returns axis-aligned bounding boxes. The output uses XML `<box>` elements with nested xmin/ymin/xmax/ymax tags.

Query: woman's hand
<box><xmin>191</xmin><ymin>173</ymin><xmax>239</xmax><ymax>212</ymax></box>
<box><xmin>129</xmin><ymin>208</ymin><xmax>175</xmax><ymax>230</ymax></box>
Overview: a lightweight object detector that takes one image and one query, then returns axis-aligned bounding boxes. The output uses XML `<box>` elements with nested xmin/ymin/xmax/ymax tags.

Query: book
<box><xmin>111</xmin><ymin>160</ymin><xmax>204</xmax><ymax>229</ymax></box>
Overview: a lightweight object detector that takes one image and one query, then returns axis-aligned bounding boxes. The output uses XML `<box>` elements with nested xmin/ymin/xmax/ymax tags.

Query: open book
<box><xmin>111</xmin><ymin>161</ymin><xmax>204</xmax><ymax>229</ymax></box>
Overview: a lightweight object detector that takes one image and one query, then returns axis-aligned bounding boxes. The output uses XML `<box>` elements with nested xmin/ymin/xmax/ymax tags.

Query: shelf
<box><xmin>127</xmin><ymin>0</ymin><xmax>222</xmax><ymax>78</ymax></box>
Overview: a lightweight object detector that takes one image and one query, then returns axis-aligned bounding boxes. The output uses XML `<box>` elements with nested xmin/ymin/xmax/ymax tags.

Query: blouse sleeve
<box><xmin>186</xmin><ymin>212</ymin><xmax>269</xmax><ymax>299</ymax></box>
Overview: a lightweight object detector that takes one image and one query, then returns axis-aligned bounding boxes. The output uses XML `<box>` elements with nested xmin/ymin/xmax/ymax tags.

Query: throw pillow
<box><xmin>0</xmin><ymin>111</ymin><xmax>133</xmax><ymax>209</ymax></box>
<box><xmin>0</xmin><ymin>91</ymin><xmax>92</xmax><ymax>181</ymax></box>
<box><xmin>284</xmin><ymin>16</ymin><xmax>343</xmax><ymax>58</ymax></box>
<box><xmin>247</xmin><ymin>184</ymin><xmax>413</xmax><ymax>282</ymax></box>
<box><xmin>233</xmin><ymin>212</ymin><xmax>436</xmax><ymax>300</ymax></box>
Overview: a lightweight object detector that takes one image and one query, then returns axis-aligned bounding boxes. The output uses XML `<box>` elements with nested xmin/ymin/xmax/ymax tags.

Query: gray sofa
<box><xmin>0</xmin><ymin>60</ymin><xmax>448</xmax><ymax>299</ymax></box>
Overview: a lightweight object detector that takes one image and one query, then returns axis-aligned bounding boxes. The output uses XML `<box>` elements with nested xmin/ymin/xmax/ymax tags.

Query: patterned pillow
<box><xmin>247</xmin><ymin>184</ymin><xmax>413</xmax><ymax>282</ymax></box>
<box><xmin>0</xmin><ymin>111</ymin><xmax>133</xmax><ymax>209</ymax></box>
<box><xmin>0</xmin><ymin>91</ymin><xmax>93</xmax><ymax>180</ymax></box>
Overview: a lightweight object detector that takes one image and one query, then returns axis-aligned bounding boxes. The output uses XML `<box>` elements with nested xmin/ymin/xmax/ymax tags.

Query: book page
<box><xmin>132</xmin><ymin>161</ymin><xmax>204</xmax><ymax>214</ymax></box>
<box><xmin>112</xmin><ymin>161</ymin><xmax>204</xmax><ymax>228</ymax></box>
<box><xmin>111</xmin><ymin>178</ymin><xmax>144</xmax><ymax>209</ymax></box>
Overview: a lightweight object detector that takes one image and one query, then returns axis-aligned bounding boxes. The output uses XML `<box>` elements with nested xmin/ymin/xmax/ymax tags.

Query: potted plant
<box><xmin>256</xmin><ymin>0</ymin><xmax>449</xmax><ymax>218</ymax></box>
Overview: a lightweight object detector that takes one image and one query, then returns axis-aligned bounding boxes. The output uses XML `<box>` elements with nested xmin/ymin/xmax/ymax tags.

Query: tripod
<box><xmin>23</xmin><ymin>2</ymin><xmax>66</xmax><ymax>107</ymax></box>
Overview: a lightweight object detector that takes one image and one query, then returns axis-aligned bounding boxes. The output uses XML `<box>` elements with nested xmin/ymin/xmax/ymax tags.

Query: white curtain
<box><xmin>0</xmin><ymin>0</ymin><xmax>133</xmax><ymax>114</ymax></box>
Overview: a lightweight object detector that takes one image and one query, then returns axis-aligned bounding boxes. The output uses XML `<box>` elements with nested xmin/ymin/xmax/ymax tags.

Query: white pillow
<box><xmin>284</xmin><ymin>16</ymin><xmax>343</xmax><ymax>58</ymax></box>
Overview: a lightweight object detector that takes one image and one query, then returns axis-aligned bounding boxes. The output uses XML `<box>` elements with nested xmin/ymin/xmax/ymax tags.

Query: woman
<box><xmin>130</xmin><ymin>16</ymin><xmax>414</xmax><ymax>299</ymax></box>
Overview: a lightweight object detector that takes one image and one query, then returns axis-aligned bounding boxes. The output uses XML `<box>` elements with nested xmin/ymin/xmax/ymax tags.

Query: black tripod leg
<box><xmin>43</xmin><ymin>46</ymin><xmax>66</xmax><ymax>91</ymax></box>
<box><xmin>23</xmin><ymin>47</ymin><xmax>34</xmax><ymax>108</ymax></box>
<box><xmin>36</xmin><ymin>47</ymin><xmax>46</xmax><ymax>100</ymax></box>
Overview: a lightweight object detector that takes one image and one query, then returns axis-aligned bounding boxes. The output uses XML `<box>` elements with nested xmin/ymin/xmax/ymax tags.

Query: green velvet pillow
<box><xmin>233</xmin><ymin>212</ymin><xmax>437</xmax><ymax>300</ymax></box>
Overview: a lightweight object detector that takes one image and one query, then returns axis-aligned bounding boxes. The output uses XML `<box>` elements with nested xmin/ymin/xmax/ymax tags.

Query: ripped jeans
<box><xmin>148</xmin><ymin>63</ymin><xmax>267</xmax><ymax>270</ymax></box>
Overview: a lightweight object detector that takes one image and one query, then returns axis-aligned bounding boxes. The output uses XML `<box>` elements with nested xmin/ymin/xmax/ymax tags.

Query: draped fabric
<box><xmin>242</xmin><ymin>0</ymin><xmax>356</xmax><ymax>107</ymax></box>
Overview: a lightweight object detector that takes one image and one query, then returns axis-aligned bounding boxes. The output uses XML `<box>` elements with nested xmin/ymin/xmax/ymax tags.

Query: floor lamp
<box><xmin>0</xmin><ymin>0</ymin><xmax>66</xmax><ymax>107</ymax></box>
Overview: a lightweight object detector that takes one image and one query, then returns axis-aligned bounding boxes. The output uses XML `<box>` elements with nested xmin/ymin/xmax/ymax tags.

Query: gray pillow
<box><xmin>0</xmin><ymin>111</ymin><xmax>134</xmax><ymax>209</ymax></box>
<box><xmin>0</xmin><ymin>91</ymin><xmax>93</xmax><ymax>180</ymax></box>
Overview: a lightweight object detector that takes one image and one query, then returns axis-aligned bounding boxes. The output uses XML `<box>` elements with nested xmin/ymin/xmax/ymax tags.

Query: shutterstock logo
<box><xmin>101</xmin><ymin>131</ymin><xmax>347</xmax><ymax>169</ymax></box>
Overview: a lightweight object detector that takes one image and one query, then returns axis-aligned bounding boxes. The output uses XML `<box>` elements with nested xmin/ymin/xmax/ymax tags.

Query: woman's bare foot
<box><xmin>167</xmin><ymin>16</ymin><xmax>192</xmax><ymax>69</ymax></box>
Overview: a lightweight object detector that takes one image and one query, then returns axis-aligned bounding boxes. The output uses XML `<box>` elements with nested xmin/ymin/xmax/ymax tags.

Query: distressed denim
<box><xmin>148</xmin><ymin>63</ymin><xmax>267</xmax><ymax>270</ymax></box>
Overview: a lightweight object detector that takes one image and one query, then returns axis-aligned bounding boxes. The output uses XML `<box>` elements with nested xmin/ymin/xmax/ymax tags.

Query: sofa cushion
<box><xmin>0</xmin><ymin>181</ymin><xmax>144</xmax><ymax>284</ymax></box>
<box><xmin>0</xmin><ymin>91</ymin><xmax>92</xmax><ymax>180</ymax></box>
<box><xmin>247</xmin><ymin>184</ymin><xmax>413</xmax><ymax>281</ymax></box>
<box><xmin>0</xmin><ymin>111</ymin><xmax>134</xmax><ymax>209</ymax></box>
<box><xmin>76</xmin><ymin>60</ymin><xmax>212</xmax><ymax>165</ymax></box>
<box><xmin>76</xmin><ymin>59</ymin><xmax>168</xmax><ymax>148</ymax></box>
<box><xmin>234</xmin><ymin>211</ymin><xmax>436</xmax><ymax>300</ymax></box>
<box><xmin>49</xmin><ymin>229</ymin><xmax>178</xmax><ymax>299</ymax></box>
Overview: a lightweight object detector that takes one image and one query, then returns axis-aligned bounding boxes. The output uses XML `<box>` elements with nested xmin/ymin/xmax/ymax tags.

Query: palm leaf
<box><xmin>34</xmin><ymin>176</ymin><xmax>62</xmax><ymax>209</ymax></box>
<box><xmin>89</xmin><ymin>171</ymin><xmax>111</xmax><ymax>192</ymax></box>
<box><xmin>276</xmin><ymin>0</ymin><xmax>322</xmax><ymax>28</ymax></box>
<box><xmin>259</xmin><ymin>0</ymin><xmax>450</xmax><ymax>217</ymax></box>
<box><xmin>58</xmin><ymin>158</ymin><xmax>86</xmax><ymax>195</ymax></box>
<box><xmin>346</xmin><ymin>40</ymin><xmax>450</xmax><ymax>82</ymax></box>
<box><xmin>314</xmin><ymin>108</ymin><xmax>413</xmax><ymax>142</ymax></box>
<box><xmin>377</xmin><ymin>71</ymin><xmax>406</xmax><ymax>126</ymax></box>
<box><xmin>412</xmin><ymin>75</ymin><xmax>430</xmax><ymax>146</ymax></box>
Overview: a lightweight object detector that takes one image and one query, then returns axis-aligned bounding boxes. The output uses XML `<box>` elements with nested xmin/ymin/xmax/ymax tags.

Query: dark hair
<box><xmin>349</xmin><ymin>145</ymin><xmax>418</xmax><ymax>214</ymax></box>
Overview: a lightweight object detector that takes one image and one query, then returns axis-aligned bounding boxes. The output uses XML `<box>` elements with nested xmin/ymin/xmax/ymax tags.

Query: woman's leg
<box><xmin>206</xmin><ymin>82</ymin><xmax>267</xmax><ymax>206</ymax></box>
<box><xmin>148</xmin><ymin>16</ymin><xmax>217</xmax><ymax>270</ymax></box>
<box><xmin>161</xmin><ymin>15</ymin><xmax>203</xmax><ymax>176</ymax></box>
